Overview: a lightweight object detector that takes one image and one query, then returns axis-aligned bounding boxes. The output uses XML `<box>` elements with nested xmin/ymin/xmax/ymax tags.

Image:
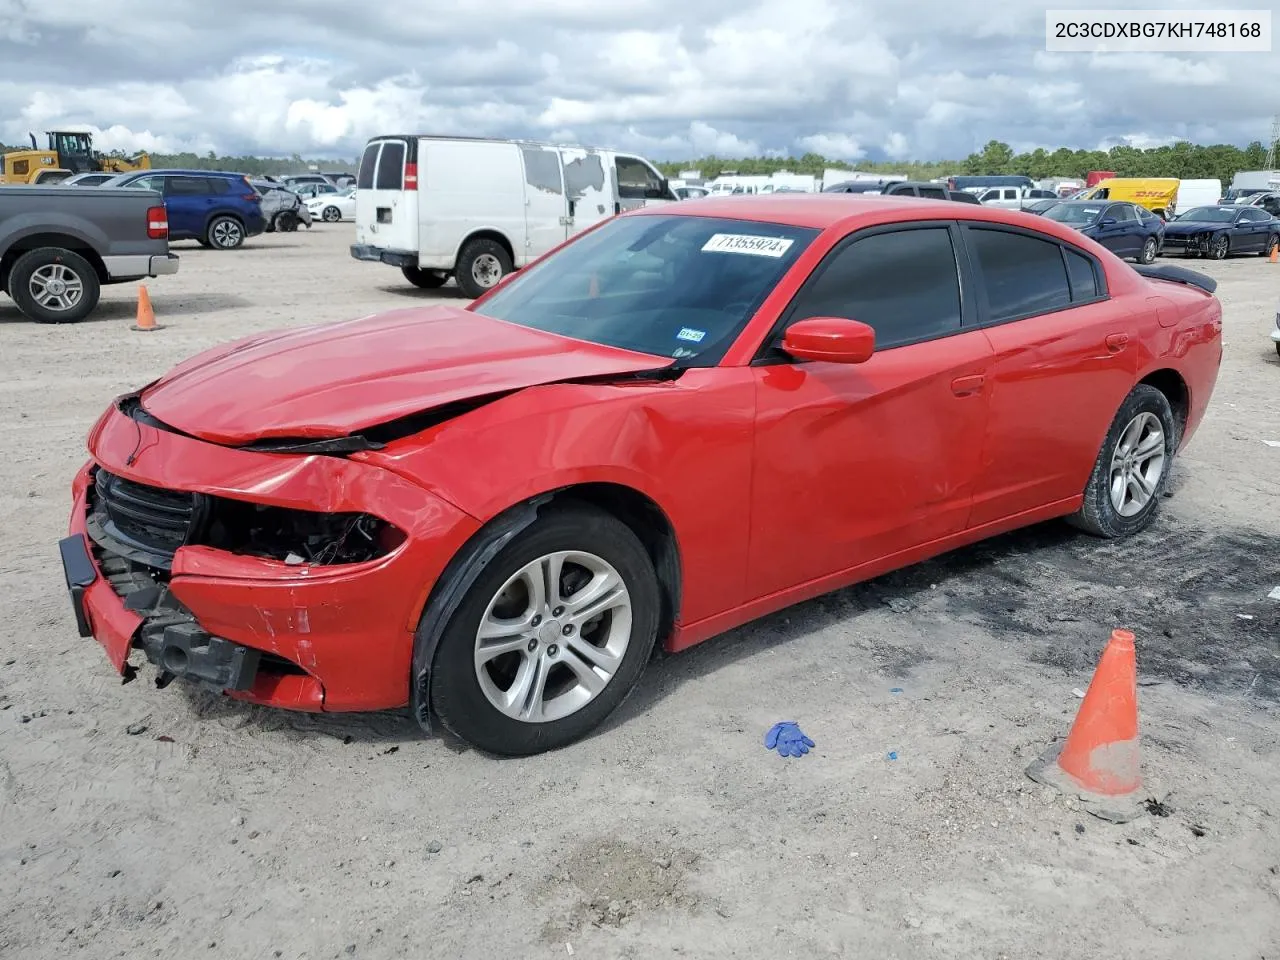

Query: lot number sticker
<box><xmin>702</xmin><ymin>233</ymin><xmax>795</xmax><ymax>258</ymax></box>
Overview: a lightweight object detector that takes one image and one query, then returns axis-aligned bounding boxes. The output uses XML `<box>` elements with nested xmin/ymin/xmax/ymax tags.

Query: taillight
<box><xmin>404</xmin><ymin>161</ymin><xmax>417</xmax><ymax>191</ymax></box>
<box><xmin>243</xmin><ymin>194</ymin><xmax>260</xmax><ymax>202</ymax></box>
<box><xmin>146</xmin><ymin>205</ymin><xmax>168</xmax><ymax>240</ymax></box>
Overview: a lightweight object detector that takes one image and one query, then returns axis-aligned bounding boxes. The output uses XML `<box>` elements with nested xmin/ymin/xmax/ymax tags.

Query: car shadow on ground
<box><xmin>376</xmin><ymin>284</ymin><xmax>470</xmax><ymax>301</ymax></box>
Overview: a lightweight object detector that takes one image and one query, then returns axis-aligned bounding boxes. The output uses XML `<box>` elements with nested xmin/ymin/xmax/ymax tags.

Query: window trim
<box><xmin>958</xmin><ymin>221</ymin><xmax>1110</xmax><ymax>329</ymax></box>
<box><xmin>750</xmin><ymin>220</ymin><xmax>977</xmax><ymax>365</ymax></box>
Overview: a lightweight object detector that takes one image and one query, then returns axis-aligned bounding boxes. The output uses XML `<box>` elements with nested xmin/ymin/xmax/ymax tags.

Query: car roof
<box><xmin>634</xmin><ymin>194</ymin><xmax>1052</xmax><ymax>230</ymax></box>
<box><xmin>129</xmin><ymin>169</ymin><xmax>246</xmax><ymax>178</ymax></box>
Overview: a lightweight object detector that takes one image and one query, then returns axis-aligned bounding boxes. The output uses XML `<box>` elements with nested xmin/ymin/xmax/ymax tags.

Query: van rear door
<box><xmin>354</xmin><ymin>137</ymin><xmax>418</xmax><ymax>255</ymax></box>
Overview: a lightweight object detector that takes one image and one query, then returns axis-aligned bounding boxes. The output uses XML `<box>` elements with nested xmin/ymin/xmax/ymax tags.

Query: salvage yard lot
<box><xmin>2</xmin><ymin>227</ymin><xmax>1278</xmax><ymax>959</ymax></box>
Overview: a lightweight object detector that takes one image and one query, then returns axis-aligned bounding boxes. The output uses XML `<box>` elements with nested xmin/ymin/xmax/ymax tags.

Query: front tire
<box><xmin>7</xmin><ymin>247</ymin><xmax>101</xmax><ymax>323</ymax></box>
<box><xmin>454</xmin><ymin>237</ymin><xmax>513</xmax><ymax>299</ymax></box>
<box><xmin>1068</xmin><ymin>384</ymin><xmax>1176</xmax><ymax>539</ymax></box>
<box><xmin>1138</xmin><ymin>236</ymin><xmax>1158</xmax><ymax>264</ymax></box>
<box><xmin>429</xmin><ymin>505</ymin><xmax>660</xmax><ymax>756</ymax></box>
<box><xmin>1207</xmin><ymin>233</ymin><xmax>1229</xmax><ymax>260</ymax></box>
<box><xmin>321</xmin><ymin>205</ymin><xmax>341</xmax><ymax>223</ymax></box>
<box><xmin>207</xmin><ymin>215</ymin><xmax>245</xmax><ymax>250</ymax></box>
<box><xmin>402</xmin><ymin>265</ymin><xmax>448</xmax><ymax>289</ymax></box>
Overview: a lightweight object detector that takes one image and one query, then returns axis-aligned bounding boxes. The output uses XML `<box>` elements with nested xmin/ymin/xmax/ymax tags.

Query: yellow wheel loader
<box><xmin>1</xmin><ymin>131</ymin><xmax>151</xmax><ymax>185</ymax></box>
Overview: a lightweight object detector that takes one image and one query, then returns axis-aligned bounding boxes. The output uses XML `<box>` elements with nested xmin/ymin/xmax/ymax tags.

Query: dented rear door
<box><xmin>520</xmin><ymin>145</ymin><xmax>568</xmax><ymax>258</ymax></box>
<box><xmin>560</xmin><ymin>147</ymin><xmax>613</xmax><ymax>237</ymax></box>
<box><xmin>354</xmin><ymin>137</ymin><xmax>419</xmax><ymax>255</ymax></box>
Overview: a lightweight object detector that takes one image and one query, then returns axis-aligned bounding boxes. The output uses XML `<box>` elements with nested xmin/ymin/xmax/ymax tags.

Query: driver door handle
<box><xmin>951</xmin><ymin>375</ymin><xmax>985</xmax><ymax>397</ymax></box>
<box><xmin>1105</xmin><ymin>333</ymin><xmax>1130</xmax><ymax>352</ymax></box>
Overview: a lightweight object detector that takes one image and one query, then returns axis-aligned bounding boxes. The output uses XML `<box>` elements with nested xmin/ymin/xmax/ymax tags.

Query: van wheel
<box><xmin>1067</xmin><ymin>384</ymin><xmax>1176</xmax><ymax>539</ymax></box>
<box><xmin>402</xmin><ymin>265</ymin><xmax>447</xmax><ymax>289</ymax></box>
<box><xmin>8</xmin><ymin>247</ymin><xmax>101</xmax><ymax>323</ymax></box>
<box><xmin>455</xmin><ymin>238</ymin><xmax>512</xmax><ymax>299</ymax></box>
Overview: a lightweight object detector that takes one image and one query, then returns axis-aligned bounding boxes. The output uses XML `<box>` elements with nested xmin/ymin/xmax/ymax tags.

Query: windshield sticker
<box><xmin>677</xmin><ymin>327</ymin><xmax>706</xmax><ymax>343</ymax></box>
<box><xmin>702</xmin><ymin>233</ymin><xmax>795</xmax><ymax>258</ymax></box>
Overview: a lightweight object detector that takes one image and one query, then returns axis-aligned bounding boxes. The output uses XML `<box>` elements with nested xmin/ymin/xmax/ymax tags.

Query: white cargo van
<box><xmin>1174</xmin><ymin>178</ymin><xmax>1222</xmax><ymax>211</ymax></box>
<box><xmin>349</xmin><ymin>135</ymin><xmax>676</xmax><ymax>297</ymax></box>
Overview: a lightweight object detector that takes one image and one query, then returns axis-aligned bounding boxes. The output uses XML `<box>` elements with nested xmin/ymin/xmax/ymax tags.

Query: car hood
<box><xmin>139</xmin><ymin>305</ymin><xmax>673</xmax><ymax>446</ymax></box>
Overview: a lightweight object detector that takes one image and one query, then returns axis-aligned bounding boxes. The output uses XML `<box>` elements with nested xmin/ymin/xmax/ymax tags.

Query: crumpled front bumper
<box><xmin>62</xmin><ymin>401</ymin><xmax>480</xmax><ymax>712</ymax></box>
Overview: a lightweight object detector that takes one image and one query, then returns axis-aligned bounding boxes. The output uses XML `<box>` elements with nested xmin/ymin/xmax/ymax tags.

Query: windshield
<box><xmin>1044</xmin><ymin>203</ymin><xmax>1104</xmax><ymax>225</ymax></box>
<box><xmin>473</xmin><ymin>214</ymin><xmax>818</xmax><ymax>365</ymax></box>
<box><xmin>1177</xmin><ymin>206</ymin><xmax>1236</xmax><ymax>222</ymax></box>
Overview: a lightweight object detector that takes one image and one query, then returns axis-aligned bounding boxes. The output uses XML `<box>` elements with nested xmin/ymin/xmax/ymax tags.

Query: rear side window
<box><xmin>1064</xmin><ymin>249</ymin><xmax>1100</xmax><ymax>301</ymax></box>
<box><xmin>375</xmin><ymin>141</ymin><xmax>404</xmax><ymax>190</ymax></box>
<box><xmin>787</xmin><ymin>227</ymin><xmax>962</xmax><ymax>349</ymax></box>
<box><xmin>920</xmin><ymin>186</ymin><xmax>946</xmax><ymax>199</ymax></box>
<box><xmin>357</xmin><ymin>143</ymin><xmax>379</xmax><ymax>189</ymax></box>
<box><xmin>207</xmin><ymin>178</ymin><xmax>231</xmax><ymax>195</ymax></box>
<box><xmin>165</xmin><ymin>176</ymin><xmax>210</xmax><ymax>196</ymax></box>
<box><xmin>969</xmin><ymin>227</ymin><xmax>1072</xmax><ymax>322</ymax></box>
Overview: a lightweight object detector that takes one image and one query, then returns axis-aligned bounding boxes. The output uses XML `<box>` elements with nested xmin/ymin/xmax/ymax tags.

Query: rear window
<box><xmin>375</xmin><ymin>141</ymin><xmax>405</xmax><ymax>190</ymax></box>
<box><xmin>208</xmin><ymin>178</ymin><xmax>232</xmax><ymax>195</ymax></box>
<box><xmin>1064</xmin><ymin>249</ymin><xmax>1100</xmax><ymax>301</ymax></box>
<box><xmin>968</xmin><ymin>227</ymin><xmax>1072</xmax><ymax>322</ymax></box>
<box><xmin>357</xmin><ymin>144</ymin><xmax>379</xmax><ymax>189</ymax></box>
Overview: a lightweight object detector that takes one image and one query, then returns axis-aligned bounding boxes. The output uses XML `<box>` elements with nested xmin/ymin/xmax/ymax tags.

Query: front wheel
<box><xmin>1138</xmin><ymin>236</ymin><xmax>1158</xmax><ymax>264</ymax></box>
<box><xmin>454</xmin><ymin>237</ymin><xmax>513</xmax><ymax>299</ymax></box>
<box><xmin>7</xmin><ymin>247</ymin><xmax>101</xmax><ymax>323</ymax></box>
<box><xmin>321</xmin><ymin>205</ymin><xmax>342</xmax><ymax>223</ymax></box>
<box><xmin>1207</xmin><ymin>233</ymin><xmax>1229</xmax><ymax>260</ymax></box>
<box><xmin>1067</xmin><ymin>384</ymin><xmax>1176</xmax><ymax>539</ymax></box>
<box><xmin>429</xmin><ymin>505</ymin><xmax>661</xmax><ymax>755</ymax></box>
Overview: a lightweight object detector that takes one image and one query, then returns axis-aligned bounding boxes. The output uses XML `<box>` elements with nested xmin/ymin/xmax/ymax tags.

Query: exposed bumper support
<box><xmin>350</xmin><ymin>244</ymin><xmax>416</xmax><ymax>268</ymax></box>
<box><xmin>138</xmin><ymin>615</ymin><xmax>261</xmax><ymax>691</ymax></box>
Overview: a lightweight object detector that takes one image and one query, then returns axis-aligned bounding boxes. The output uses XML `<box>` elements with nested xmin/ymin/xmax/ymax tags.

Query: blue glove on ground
<box><xmin>764</xmin><ymin>721</ymin><xmax>815</xmax><ymax>757</ymax></box>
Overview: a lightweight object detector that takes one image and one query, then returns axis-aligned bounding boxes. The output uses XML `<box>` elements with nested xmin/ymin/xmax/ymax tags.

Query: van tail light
<box><xmin>146</xmin><ymin>205</ymin><xmax>168</xmax><ymax>240</ymax></box>
<box><xmin>404</xmin><ymin>162</ymin><xmax>418</xmax><ymax>191</ymax></box>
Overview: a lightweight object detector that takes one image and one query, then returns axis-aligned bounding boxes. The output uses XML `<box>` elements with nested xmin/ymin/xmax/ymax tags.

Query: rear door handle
<box><xmin>951</xmin><ymin>374</ymin><xmax>985</xmax><ymax>396</ymax></box>
<box><xmin>1105</xmin><ymin>333</ymin><xmax>1130</xmax><ymax>352</ymax></box>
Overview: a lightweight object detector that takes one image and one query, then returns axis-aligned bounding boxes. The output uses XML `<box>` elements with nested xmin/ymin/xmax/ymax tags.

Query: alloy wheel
<box><xmin>28</xmin><ymin>263</ymin><xmax>84</xmax><ymax>312</ymax></box>
<box><xmin>1108</xmin><ymin>412</ymin><xmax>1166</xmax><ymax>517</ymax></box>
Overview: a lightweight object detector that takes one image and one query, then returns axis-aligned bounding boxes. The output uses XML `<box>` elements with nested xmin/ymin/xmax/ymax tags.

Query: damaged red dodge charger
<box><xmin>60</xmin><ymin>196</ymin><xmax>1223</xmax><ymax>755</ymax></box>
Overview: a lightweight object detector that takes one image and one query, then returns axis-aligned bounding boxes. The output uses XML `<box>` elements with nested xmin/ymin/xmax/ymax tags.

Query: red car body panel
<box><xmin>64</xmin><ymin>195</ymin><xmax>1223</xmax><ymax>713</ymax></box>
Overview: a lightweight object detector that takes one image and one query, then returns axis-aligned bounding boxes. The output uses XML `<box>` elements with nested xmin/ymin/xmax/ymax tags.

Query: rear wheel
<box><xmin>454</xmin><ymin>237</ymin><xmax>513</xmax><ymax>299</ymax></box>
<box><xmin>7</xmin><ymin>247</ymin><xmax>101</xmax><ymax>323</ymax></box>
<box><xmin>429</xmin><ymin>505</ymin><xmax>660</xmax><ymax>755</ymax></box>
<box><xmin>1068</xmin><ymin>384</ymin><xmax>1176</xmax><ymax>539</ymax></box>
<box><xmin>1138</xmin><ymin>236</ymin><xmax>1158</xmax><ymax>264</ymax></box>
<box><xmin>206</xmin><ymin>216</ymin><xmax>245</xmax><ymax>250</ymax></box>
<box><xmin>1262</xmin><ymin>234</ymin><xmax>1279</xmax><ymax>258</ymax></box>
<box><xmin>402</xmin><ymin>265</ymin><xmax>447</xmax><ymax>289</ymax></box>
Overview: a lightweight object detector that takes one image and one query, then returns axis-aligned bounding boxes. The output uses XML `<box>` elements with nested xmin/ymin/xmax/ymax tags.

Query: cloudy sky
<box><xmin>2</xmin><ymin>0</ymin><xmax>1276</xmax><ymax>162</ymax></box>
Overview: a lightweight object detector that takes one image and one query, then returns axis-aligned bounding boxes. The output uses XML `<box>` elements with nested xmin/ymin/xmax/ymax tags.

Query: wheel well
<box><xmin>1140</xmin><ymin>368</ymin><xmax>1189</xmax><ymax>435</ymax></box>
<box><xmin>206</xmin><ymin>212</ymin><xmax>245</xmax><ymax>232</ymax></box>
<box><xmin>547</xmin><ymin>483</ymin><xmax>682</xmax><ymax>648</ymax></box>
<box><xmin>0</xmin><ymin>234</ymin><xmax>108</xmax><ymax>289</ymax></box>
<box><xmin>455</xmin><ymin>230</ymin><xmax>515</xmax><ymax>269</ymax></box>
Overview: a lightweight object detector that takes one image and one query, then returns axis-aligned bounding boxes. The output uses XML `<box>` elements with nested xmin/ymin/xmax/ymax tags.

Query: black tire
<box><xmin>1207</xmin><ymin>232</ymin><xmax>1229</xmax><ymax>260</ymax></box>
<box><xmin>1138</xmin><ymin>236</ymin><xmax>1158</xmax><ymax>265</ymax></box>
<box><xmin>1067</xmin><ymin>384</ymin><xmax>1177</xmax><ymax>539</ymax></box>
<box><xmin>401</xmin><ymin>265</ymin><xmax>447</xmax><ymax>289</ymax></box>
<box><xmin>321</xmin><ymin>205</ymin><xmax>342</xmax><ymax>223</ymax></box>
<box><xmin>1262</xmin><ymin>234</ymin><xmax>1279</xmax><ymax>258</ymax></box>
<box><xmin>275</xmin><ymin>211</ymin><xmax>298</xmax><ymax>232</ymax></box>
<box><xmin>429</xmin><ymin>504</ymin><xmax>661</xmax><ymax>756</ymax></box>
<box><xmin>6</xmin><ymin>247</ymin><xmax>101</xmax><ymax>323</ymax></box>
<box><xmin>206</xmin><ymin>215</ymin><xmax>245</xmax><ymax>250</ymax></box>
<box><xmin>454</xmin><ymin>237</ymin><xmax>513</xmax><ymax>299</ymax></box>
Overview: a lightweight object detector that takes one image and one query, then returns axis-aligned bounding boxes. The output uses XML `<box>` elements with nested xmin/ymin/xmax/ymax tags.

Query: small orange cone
<box><xmin>1026</xmin><ymin>629</ymin><xmax>1144</xmax><ymax>822</ymax></box>
<box><xmin>131</xmin><ymin>284</ymin><xmax>163</xmax><ymax>332</ymax></box>
<box><xmin>1269</xmin><ymin>243</ymin><xmax>1278</xmax><ymax>264</ymax></box>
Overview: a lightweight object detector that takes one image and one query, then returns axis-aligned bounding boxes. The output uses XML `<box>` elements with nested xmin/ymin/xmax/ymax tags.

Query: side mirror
<box><xmin>781</xmin><ymin>317</ymin><xmax>875</xmax><ymax>364</ymax></box>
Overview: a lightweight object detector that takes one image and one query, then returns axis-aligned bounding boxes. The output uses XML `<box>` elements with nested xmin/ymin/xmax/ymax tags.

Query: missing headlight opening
<box><xmin>203</xmin><ymin>500</ymin><xmax>406</xmax><ymax>565</ymax></box>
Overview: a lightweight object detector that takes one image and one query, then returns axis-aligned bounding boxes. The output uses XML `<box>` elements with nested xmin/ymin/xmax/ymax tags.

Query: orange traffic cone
<box><xmin>1026</xmin><ymin>629</ymin><xmax>1143</xmax><ymax>822</ymax></box>
<box><xmin>131</xmin><ymin>284</ymin><xmax>163</xmax><ymax>332</ymax></box>
<box><xmin>1269</xmin><ymin>243</ymin><xmax>1277</xmax><ymax>264</ymax></box>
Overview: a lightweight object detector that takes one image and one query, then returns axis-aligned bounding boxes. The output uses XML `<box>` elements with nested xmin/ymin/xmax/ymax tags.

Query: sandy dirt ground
<box><xmin>1</xmin><ymin>225</ymin><xmax>1278</xmax><ymax>960</ymax></box>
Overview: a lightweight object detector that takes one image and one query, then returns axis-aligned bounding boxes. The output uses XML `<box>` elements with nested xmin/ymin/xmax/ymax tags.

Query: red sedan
<box><xmin>60</xmin><ymin>196</ymin><xmax>1223</xmax><ymax>755</ymax></box>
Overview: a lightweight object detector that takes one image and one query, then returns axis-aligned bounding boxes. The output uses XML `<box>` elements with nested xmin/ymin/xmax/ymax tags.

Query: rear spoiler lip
<box><xmin>1132</xmin><ymin>263</ymin><xmax>1217</xmax><ymax>295</ymax></box>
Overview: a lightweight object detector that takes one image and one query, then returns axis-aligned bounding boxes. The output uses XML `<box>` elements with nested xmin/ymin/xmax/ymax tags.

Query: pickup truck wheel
<box><xmin>206</xmin><ymin>216</ymin><xmax>245</xmax><ymax>250</ymax></box>
<box><xmin>402</xmin><ymin>265</ymin><xmax>448</xmax><ymax>289</ymax></box>
<box><xmin>455</xmin><ymin>238</ymin><xmax>512</xmax><ymax>299</ymax></box>
<box><xmin>8</xmin><ymin>247</ymin><xmax>101</xmax><ymax>324</ymax></box>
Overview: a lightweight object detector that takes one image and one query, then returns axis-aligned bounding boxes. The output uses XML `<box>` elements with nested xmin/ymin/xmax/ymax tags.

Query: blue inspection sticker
<box><xmin>677</xmin><ymin>327</ymin><xmax>706</xmax><ymax>343</ymax></box>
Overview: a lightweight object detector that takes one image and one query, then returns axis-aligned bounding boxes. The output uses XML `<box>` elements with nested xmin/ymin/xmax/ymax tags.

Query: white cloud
<box><xmin>0</xmin><ymin>0</ymin><xmax>1275</xmax><ymax>163</ymax></box>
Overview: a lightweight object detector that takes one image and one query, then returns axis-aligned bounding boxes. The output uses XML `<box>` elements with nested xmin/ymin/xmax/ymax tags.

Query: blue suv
<box><xmin>105</xmin><ymin>169</ymin><xmax>266</xmax><ymax>249</ymax></box>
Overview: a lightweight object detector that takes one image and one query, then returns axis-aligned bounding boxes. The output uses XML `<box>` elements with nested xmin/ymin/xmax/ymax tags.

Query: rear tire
<box><xmin>454</xmin><ymin>237</ymin><xmax>513</xmax><ymax>299</ymax></box>
<box><xmin>402</xmin><ymin>265</ymin><xmax>447</xmax><ymax>289</ymax></box>
<box><xmin>206</xmin><ymin>215</ymin><xmax>245</xmax><ymax>250</ymax></box>
<box><xmin>1138</xmin><ymin>236</ymin><xmax>1158</xmax><ymax>264</ymax></box>
<box><xmin>1262</xmin><ymin>234</ymin><xmax>1279</xmax><ymax>258</ymax></box>
<box><xmin>429</xmin><ymin>504</ymin><xmax>660</xmax><ymax>756</ymax></box>
<box><xmin>7</xmin><ymin>247</ymin><xmax>101</xmax><ymax>323</ymax></box>
<box><xmin>1067</xmin><ymin>384</ymin><xmax>1176</xmax><ymax>539</ymax></box>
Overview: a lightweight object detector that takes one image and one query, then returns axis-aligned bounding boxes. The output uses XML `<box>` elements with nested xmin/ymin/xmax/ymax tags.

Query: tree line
<box><xmin>655</xmin><ymin>139</ymin><xmax>1274</xmax><ymax>184</ymax></box>
<box><xmin>3</xmin><ymin>137</ymin><xmax>1272</xmax><ymax>184</ymax></box>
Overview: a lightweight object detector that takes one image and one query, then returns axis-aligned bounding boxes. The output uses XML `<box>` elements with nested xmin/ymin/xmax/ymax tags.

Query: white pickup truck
<box><xmin>976</xmin><ymin>186</ymin><xmax>1061</xmax><ymax>210</ymax></box>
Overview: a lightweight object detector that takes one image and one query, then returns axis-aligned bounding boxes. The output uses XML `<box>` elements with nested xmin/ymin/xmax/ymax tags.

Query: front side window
<box><xmin>968</xmin><ymin>227</ymin><xmax>1072</xmax><ymax>322</ymax></box>
<box><xmin>615</xmin><ymin>156</ymin><xmax>664</xmax><ymax>200</ymax></box>
<box><xmin>1110</xmin><ymin>204</ymin><xmax>1138</xmax><ymax>222</ymax></box>
<box><xmin>473</xmin><ymin>214</ymin><xmax>817</xmax><ymax>365</ymax></box>
<box><xmin>784</xmin><ymin>227</ymin><xmax>962</xmax><ymax>349</ymax></box>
